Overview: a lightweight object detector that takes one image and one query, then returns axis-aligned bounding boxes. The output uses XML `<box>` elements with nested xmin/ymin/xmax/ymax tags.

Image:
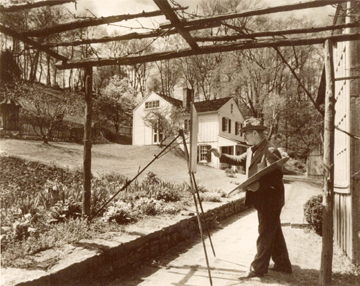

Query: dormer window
<box><xmin>145</xmin><ymin>100</ymin><xmax>160</xmax><ymax>109</ymax></box>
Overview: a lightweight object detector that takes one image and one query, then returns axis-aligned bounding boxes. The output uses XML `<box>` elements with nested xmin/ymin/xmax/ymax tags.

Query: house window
<box><xmin>198</xmin><ymin>145</ymin><xmax>211</xmax><ymax>162</ymax></box>
<box><xmin>145</xmin><ymin>100</ymin><xmax>160</xmax><ymax>109</ymax></box>
<box><xmin>221</xmin><ymin>146</ymin><xmax>234</xmax><ymax>155</ymax></box>
<box><xmin>235</xmin><ymin>122</ymin><xmax>242</xmax><ymax>135</ymax></box>
<box><xmin>153</xmin><ymin>127</ymin><xmax>164</xmax><ymax>144</ymax></box>
<box><xmin>222</xmin><ymin>117</ymin><xmax>231</xmax><ymax>133</ymax></box>
<box><xmin>231</xmin><ymin>104</ymin><xmax>233</xmax><ymax>113</ymax></box>
<box><xmin>184</xmin><ymin>119</ymin><xmax>190</xmax><ymax>131</ymax></box>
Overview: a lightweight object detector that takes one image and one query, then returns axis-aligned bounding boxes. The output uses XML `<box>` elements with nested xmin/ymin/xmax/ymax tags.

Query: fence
<box><xmin>0</xmin><ymin>122</ymin><xmax>132</xmax><ymax>143</ymax></box>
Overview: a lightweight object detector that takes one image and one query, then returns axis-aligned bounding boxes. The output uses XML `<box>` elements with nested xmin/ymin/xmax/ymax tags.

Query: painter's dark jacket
<box><xmin>219</xmin><ymin>138</ymin><xmax>284</xmax><ymax>211</ymax></box>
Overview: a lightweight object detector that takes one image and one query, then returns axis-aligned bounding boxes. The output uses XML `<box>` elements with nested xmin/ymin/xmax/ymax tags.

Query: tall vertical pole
<box><xmin>180</xmin><ymin>130</ymin><xmax>213</xmax><ymax>286</ymax></box>
<box><xmin>320</xmin><ymin>39</ymin><xmax>335</xmax><ymax>286</ymax></box>
<box><xmin>83</xmin><ymin>64</ymin><xmax>92</xmax><ymax>216</ymax></box>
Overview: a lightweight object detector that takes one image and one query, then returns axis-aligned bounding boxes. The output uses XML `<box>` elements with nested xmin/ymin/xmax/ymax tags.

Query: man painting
<box><xmin>209</xmin><ymin>118</ymin><xmax>292</xmax><ymax>278</ymax></box>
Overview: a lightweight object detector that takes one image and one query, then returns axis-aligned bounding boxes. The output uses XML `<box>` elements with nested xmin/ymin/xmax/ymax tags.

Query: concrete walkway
<box><xmin>108</xmin><ymin>180</ymin><xmax>324</xmax><ymax>286</ymax></box>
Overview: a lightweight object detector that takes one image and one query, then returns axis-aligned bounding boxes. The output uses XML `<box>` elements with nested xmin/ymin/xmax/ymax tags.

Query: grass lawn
<box><xmin>0</xmin><ymin>139</ymin><xmax>242</xmax><ymax>193</ymax></box>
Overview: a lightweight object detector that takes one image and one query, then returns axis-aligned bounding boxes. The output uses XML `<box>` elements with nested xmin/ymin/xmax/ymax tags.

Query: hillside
<box><xmin>0</xmin><ymin>139</ymin><xmax>245</xmax><ymax>193</ymax></box>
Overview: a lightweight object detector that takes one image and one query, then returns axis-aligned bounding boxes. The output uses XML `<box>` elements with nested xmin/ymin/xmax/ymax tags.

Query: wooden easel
<box><xmin>178</xmin><ymin>101</ymin><xmax>215</xmax><ymax>286</ymax></box>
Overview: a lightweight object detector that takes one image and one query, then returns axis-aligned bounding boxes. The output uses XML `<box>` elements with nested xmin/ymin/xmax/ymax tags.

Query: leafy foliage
<box><xmin>93</xmin><ymin>75</ymin><xmax>139</xmax><ymax>134</ymax></box>
<box><xmin>225</xmin><ymin>168</ymin><xmax>237</xmax><ymax>178</ymax></box>
<box><xmin>0</xmin><ymin>50</ymin><xmax>21</xmax><ymax>84</ymax></box>
<box><xmin>0</xmin><ymin>81</ymin><xmax>82</xmax><ymax>143</ymax></box>
<box><xmin>304</xmin><ymin>194</ymin><xmax>323</xmax><ymax>236</ymax></box>
<box><xmin>141</xmin><ymin>172</ymin><xmax>182</xmax><ymax>202</ymax></box>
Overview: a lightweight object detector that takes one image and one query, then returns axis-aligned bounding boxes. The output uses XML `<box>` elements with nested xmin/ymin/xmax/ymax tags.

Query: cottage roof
<box><xmin>194</xmin><ymin>97</ymin><xmax>232</xmax><ymax>112</ymax></box>
<box><xmin>157</xmin><ymin>93</ymin><xmax>182</xmax><ymax>107</ymax></box>
<box><xmin>157</xmin><ymin>94</ymin><xmax>233</xmax><ymax>113</ymax></box>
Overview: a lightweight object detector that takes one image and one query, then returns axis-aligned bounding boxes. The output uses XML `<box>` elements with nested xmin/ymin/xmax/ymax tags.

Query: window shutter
<box><xmin>235</xmin><ymin>122</ymin><xmax>239</xmax><ymax>135</ymax></box>
<box><xmin>229</xmin><ymin>119</ymin><xmax>231</xmax><ymax>133</ymax></box>
<box><xmin>206</xmin><ymin>145</ymin><xmax>212</xmax><ymax>162</ymax></box>
<box><xmin>222</xmin><ymin>117</ymin><xmax>226</xmax><ymax>132</ymax></box>
<box><xmin>197</xmin><ymin>145</ymin><xmax>200</xmax><ymax>163</ymax></box>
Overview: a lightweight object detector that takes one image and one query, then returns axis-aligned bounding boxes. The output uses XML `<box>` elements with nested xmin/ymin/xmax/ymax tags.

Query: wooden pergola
<box><xmin>1</xmin><ymin>0</ymin><xmax>360</xmax><ymax>285</ymax></box>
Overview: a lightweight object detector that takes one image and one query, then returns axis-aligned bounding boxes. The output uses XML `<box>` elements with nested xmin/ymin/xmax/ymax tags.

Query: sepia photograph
<box><xmin>0</xmin><ymin>0</ymin><xmax>359</xmax><ymax>285</ymax></box>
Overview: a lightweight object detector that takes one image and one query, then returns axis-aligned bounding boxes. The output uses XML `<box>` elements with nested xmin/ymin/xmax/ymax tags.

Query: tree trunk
<box><xmin>69</xmin><ymin>69</ymin><xmax>73</xmax><ymax>91</ymax></box>
<box><xmin>47</xmin><ymin>53</ymin><xmax>51</xmax><ymax>86</ymax></box>
<box><xmin>319</xmin><ymin>39</ymin><xmax>335</xmax><ymax>286</ymax></box>
<box><xmin>30</xmin><ymin>50</ymin><xmax>40</xmax><ymax>82</ymax></box>
<box><xmin>39</xmin><ymin>52</ymin><xmax>43</xmax><ymax>82</ymax></box>
<box><xmin>82</xmin><ymin>65</ymin><xmax>92</xmax><ymax>216</ymax></box>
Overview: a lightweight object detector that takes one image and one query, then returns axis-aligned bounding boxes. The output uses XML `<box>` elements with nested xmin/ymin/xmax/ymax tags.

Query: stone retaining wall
<box><xmin>4</xmin><ymin>197</ymin><xmax>247</xmax><ymax>286</ymax></box>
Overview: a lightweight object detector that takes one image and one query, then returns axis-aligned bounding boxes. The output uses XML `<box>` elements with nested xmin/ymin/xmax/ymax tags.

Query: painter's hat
<box><xmin>240</xmin><ymin>118</ymin><xmax>268</xmax><ymax>133</ymax></box>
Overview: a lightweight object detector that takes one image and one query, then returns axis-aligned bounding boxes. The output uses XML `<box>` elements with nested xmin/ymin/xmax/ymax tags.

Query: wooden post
<box><xmin>83</xmin><ymin>65</ymin><xmax>92</xmax><ymax>216</ymax></box>
<box><xmin>320</xmin><ymin>39</ymin><xmax>335</xmax><ymax>286</ymax></box>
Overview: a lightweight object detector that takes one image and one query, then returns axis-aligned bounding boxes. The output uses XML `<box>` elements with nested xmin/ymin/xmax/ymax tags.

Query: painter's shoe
<box><xmin>269</xmin><ymin>264</ymin><xmax>292</xmax><ymax>274</ymax></box>
<box><xmin>238</xmin><ymin>271</ymin><xmax>264</xmax><ymax>279</ymax></box>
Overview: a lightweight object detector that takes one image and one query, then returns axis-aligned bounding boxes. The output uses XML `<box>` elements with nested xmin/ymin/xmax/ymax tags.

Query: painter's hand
<box><xmin>246</xmin><ymin>181</ymin><xmax>260</xmax><ymax>192</ymax></box>
<box><xmin>209</xmin><ymin>148</ymin><xmax>221</xmax><ymax>158</ymax></box>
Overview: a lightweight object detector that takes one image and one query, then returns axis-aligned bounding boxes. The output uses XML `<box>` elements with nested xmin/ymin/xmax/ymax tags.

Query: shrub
<box><xmin>102</xmin><ymin>201</ymin><xmax>136</xmax><ymax>225</ymax></box>
<box><xmin>151</xmin><ymin>186</ymin><xmax>180</xmax><ymax>202</ymax></box>
<box><xmin>142</xmin><ymin>172</ymin><xmax>182</xmax><ymax>202</ymax></box>
<box><xmin>199</xmin><ymin>192</ymin><xmax>222</xmax><ymax>202</ymax></box>
<box><xmin>157</xmin><ymin>204</ymin><xmax>180</xmax><ymax>215</ymax></box>
<box><xmin>225</xmin><ymin>168</ymin><xmax>237</xmax><ymax>178</ymax></box>
<box><xmin>133</xmin><ymin>197</ymin><xmax>160</xmax><ymax>216</ymax></box>
<box><xmin>49</xmin><ymin>200</ymin><xmax>82</xmax><ymax>223</ymax></box>
<box><xmin>304</xmin><ymin>194</ymin><xmax>323</xmax><ymax>236</ymax></box>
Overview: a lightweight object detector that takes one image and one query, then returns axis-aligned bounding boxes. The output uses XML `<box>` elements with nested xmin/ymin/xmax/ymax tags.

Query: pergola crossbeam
<box><xmin>160</xmin><ymin>0</ymin><xmax>350</xmax><ymax>30</ymax></box>
<box><xmin>21</xmin><ymin>6</ymin><xmax>188</xmax><ymax>38</ymax></box>
<box><xmin>0</xmin><ymin>0</ymin><xmax>75</xmax><ymax>13</ymax></box>
<box><xmin>154</xmin><ymin>0</ymin><xmax>198</xmax><ymax>49</ymax></box>
<box><xmin>194</xmin><ymin>21</ymin><xmax>360</xmax><ymax>42</ymax></box>
<box><xmin>55</xmin><ymin>31</ymin><xmax>360</xmax><ymax>69</ymax></box>
<box><xmin>0</xmin><ymin>24</ymin><xmax>68</xmax><ymax>62</ymax></box>
<box><xmin>43</xmin><ymin>21</ymin><xmax>219</xmax><ymax>48</ymax></box>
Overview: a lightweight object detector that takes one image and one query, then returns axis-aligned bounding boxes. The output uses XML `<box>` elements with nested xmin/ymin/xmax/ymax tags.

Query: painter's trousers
<box><xmin>250</xmin><ymin>208</ymin><xmax>292</xmax><ymax>275</ymax></box>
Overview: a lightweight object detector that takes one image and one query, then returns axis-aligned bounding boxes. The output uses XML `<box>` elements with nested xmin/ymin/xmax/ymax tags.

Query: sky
<box><xmin>76</xmin><ymin>0</ymin><xmax>332</xmax><ymax>17</ymax></box>
<box><xmin>70</xmin><ymin>0</ymin><xmax>336</xmax><ymax>34</ymax></box>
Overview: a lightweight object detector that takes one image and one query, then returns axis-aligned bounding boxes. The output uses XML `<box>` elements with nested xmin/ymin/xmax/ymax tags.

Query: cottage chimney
<box><xmin>183</xmin><ymin>88</ymin><xmax>193</xmax><ymax>109</ymax></box>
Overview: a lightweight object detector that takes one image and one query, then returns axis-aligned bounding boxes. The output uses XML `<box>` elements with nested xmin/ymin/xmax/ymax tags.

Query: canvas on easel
<box><xmin>189</xmin><ymin>102</ymin><xmax>198</xmax><ymax>173</ymax></box>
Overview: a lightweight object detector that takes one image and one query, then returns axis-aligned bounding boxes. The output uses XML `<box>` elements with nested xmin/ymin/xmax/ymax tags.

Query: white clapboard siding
<box><xmin>133</xmin><ymin>92</ymin><xmax>174</xmax><ymax>145</ymax></box>
<box><xmin>334</xmin><ymin>193</ymin><xmax>352</xmax><ymax>259</ymax></box>
<box><xmin>198</xmin><ymin>113</ymin><xmax>219</xmax><ymax>142</ymax></box>
<box><xmin>334</xmin><ymin>40</ymin><xmax>350</xmax><ymax>191</ymax></box>
<box><xmin>333</xmin><ymin>11</ymin><xmax>353</xmax><ymax>260</ymax></box>
<box><xmin>218</xmin><ymin>98</ymin><xmax>245</xmax><ymax>142</ymax></box>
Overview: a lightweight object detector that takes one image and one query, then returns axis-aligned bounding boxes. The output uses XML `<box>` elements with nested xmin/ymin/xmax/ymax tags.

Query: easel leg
<box><xmin>180</xmin><ymin>130</ymin><xmax>213</xmax><ymax>286</ymax></box>
<box><xmin>191</xmin><ymin>172</ymin><xmax>216</xmax><ymax>257</ymax></box>
<box><xmin>190</xmin><ymin>177</ymin><xmax>213</xmax><ymax>286</ymax></box>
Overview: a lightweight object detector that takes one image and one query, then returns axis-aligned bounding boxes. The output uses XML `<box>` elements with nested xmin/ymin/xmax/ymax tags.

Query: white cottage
<box><xmin>132</xmin><ymin>89</ymin><xmax>247</xmax><ymax>170</ymax></box>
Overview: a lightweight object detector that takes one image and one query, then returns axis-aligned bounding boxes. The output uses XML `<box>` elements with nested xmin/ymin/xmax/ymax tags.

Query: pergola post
<box><xmin>83</xmin><ymin>64</ymin><xmax>92</xmax><ymax>216</ymax></box>
<box><xmin>320</xmin><ymin>39</ymin><xmax>335</xmax><ymax>286</ymax></box>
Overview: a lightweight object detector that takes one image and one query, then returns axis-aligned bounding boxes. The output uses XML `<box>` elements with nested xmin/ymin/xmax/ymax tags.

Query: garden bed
<box><xmin>0</xmin><ymin>155</ymin><xmax>246</xmax><ymax>285</ymax></box>
<box><xmin>2</xmin><ymin>197</ymin><xmax>247</xmax><ymax>286</ymax></box>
